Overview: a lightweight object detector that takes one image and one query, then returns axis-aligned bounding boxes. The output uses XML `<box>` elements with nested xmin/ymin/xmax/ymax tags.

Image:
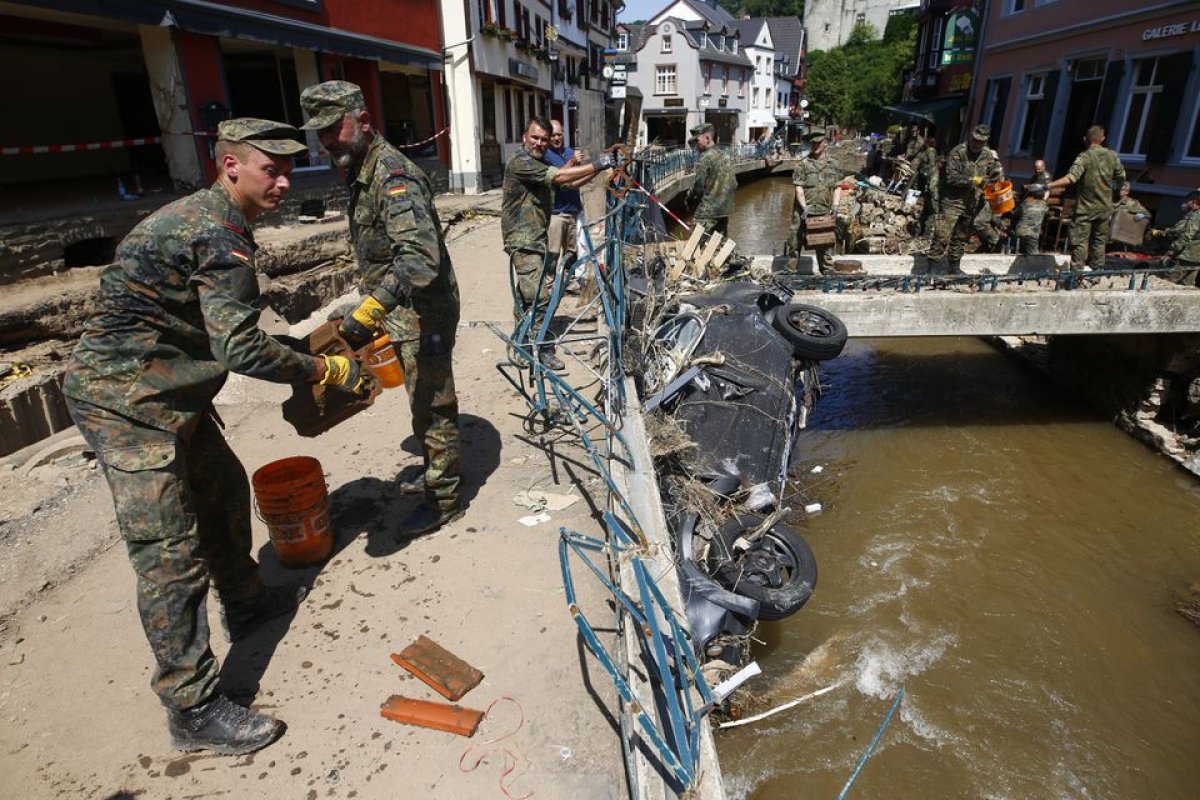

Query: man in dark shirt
<box><xmin>544</xmin><ymin>120</ymin><xmax>584</xmax><ymax>289</ymax></box>
<box><xmin>501</xmin><ymin>117</ymin><xmax>613</xmax><ymax>371</ymax></box>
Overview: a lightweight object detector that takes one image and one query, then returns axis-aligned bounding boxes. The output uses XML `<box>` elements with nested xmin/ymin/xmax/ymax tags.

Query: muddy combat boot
<box><xmin>538</xmin><ymin>347</ymin><xmax>566</xmax><ymax>373</ymax></box>
<box><xmin>169</xmin><ymin>694</ymin><xmax>284</xmax><ymax>755</ymax></box>
<box><xmin>222</xmin><ymin>581</ymin><xmax>307</xmax><ymax>642</ymax></box>
<box><xmin>400</xmin><ymin>501</ymin><xmax>465</xmax><ymax>536</ymax></box>
<box><xmin>395</xmin><ymin>465</ymin><xmax>427</xmax><ymax>495</ymax></box>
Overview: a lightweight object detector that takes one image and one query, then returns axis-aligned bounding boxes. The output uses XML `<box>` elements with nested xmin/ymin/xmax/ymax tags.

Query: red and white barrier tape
<box><xmin>4</xmin><ymin>126</ymin><xmax>449</xmax><ymax>156</ymax></box>
<box><xmin>394</xmin><ymin>126</ymin><xmax>450</xmax><ymax>150</ymax></box>
<box><xmin>2</xmin><ymin>137</ymin><xmax>163</xmax><ymax>156</ymax></box>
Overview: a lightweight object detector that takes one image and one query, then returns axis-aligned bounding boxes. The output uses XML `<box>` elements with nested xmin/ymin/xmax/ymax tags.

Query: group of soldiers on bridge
<box><xmin>684</xmin><ymin>117</ymin><xmax>1200</xmax><ymax>285</ymax></box>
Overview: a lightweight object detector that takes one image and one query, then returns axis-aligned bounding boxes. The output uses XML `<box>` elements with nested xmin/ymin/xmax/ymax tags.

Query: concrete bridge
<box><xmin>639</xmin><ymin>147</ymin><xmax>1200</xmax><ymax>339</ymax></box>
<box><xmin>753</xmin><ymin>254</ymin><xmax>1200</xmax><ymax>337</ymax></box>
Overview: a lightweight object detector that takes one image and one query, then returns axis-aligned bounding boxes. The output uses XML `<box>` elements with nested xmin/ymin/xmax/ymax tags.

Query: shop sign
<box><xmin>941</xmin><ymin>9</ymin><xmax>978</xmax><ymax>67</ymax></box>
<box><xmin>718</xmin><ymin>98</ymin><xmax>727</xmax><ymax>108</ymax></box>
<box><xmin>664</xmin><ymin>97</ymin><xmax>685</xmax><ymax>107</ymax></box>
<box><xmin>508</xmin><ymin>59</ymin><xmax>539</xmax><ymax>82</ymax></box>
<box><xmin>1142</xmin><ymin>20</ymin><xmax>1200</xmax><ymax>40</ymax></box>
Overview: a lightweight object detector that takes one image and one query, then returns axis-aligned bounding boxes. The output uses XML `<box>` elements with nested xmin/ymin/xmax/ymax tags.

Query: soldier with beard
<box><xmin>301</xmin><ymin>80</ymin><xmax>463</xmax><ymax>534</ymax></box>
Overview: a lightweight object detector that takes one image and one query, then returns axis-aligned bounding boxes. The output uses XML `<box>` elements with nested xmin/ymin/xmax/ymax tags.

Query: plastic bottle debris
<box><xmin>810</xmin><ymin>465</ymin><xmax>825</xmax><ymax>474</ymax></box>
<box><xmin>804</xmin><ymin>503</ymin><xmax>823</xmax><ymax>515</ymax></box>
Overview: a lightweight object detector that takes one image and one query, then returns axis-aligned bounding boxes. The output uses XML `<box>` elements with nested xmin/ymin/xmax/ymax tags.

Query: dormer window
<box><xmin>617</xmin><ymin>32</ymin><xmax>628</xmax><ymax>51</ymax></box>
<box><xmin>731</xmin><ymin>39</ymin><xmax>737</xmax><ymax>54</ymax></box>
<box><xmin>717</xmin><ymin>36</ymin><xmax>724</xmax><ymax>52</ymax></box>
<box><xmin>701</xmin><ymin>31</ymin><xmax>707</xmax><ymax>48</ymax></box>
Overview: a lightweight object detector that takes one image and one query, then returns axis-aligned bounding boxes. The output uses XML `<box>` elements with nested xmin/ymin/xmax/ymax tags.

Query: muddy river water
<box><xmin>713</xmin><ymin>178</ymin><xmax>1200</xmax><ymax>799</ymax></box>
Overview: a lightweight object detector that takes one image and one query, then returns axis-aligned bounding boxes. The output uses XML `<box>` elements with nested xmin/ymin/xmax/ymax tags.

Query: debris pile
<box><xmin>840</xmin><ymin>185</ymin><xmax>928</xmax><ymax>255</ymax></box>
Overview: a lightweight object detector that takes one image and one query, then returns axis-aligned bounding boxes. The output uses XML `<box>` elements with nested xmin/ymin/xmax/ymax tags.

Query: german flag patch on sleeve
<box><xmin>387</xmin><ymin>184</ymin><xmax>408</xmax><ymax>197</ymax></box>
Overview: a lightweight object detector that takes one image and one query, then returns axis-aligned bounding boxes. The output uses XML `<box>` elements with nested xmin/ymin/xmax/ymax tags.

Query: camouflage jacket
<box><xmin>501</xmin><ymin>146</ymin><xmax>558</xmax><ymax>254</ymax></box>
<box><xmin>1166</xmin><ymin>208</ymin><xmax>1200</xmax><ymax>263</ymax></box>
<box><xmin>792</xmin><ymin>151</ymin><xmax>843</xmax><ymax>217</ymax></box>
<box><xmin>63</xmin><ymin>183</ymin><xmax>315</xmax><ymax>433</ymax></box>
<box><xmin>1014</xmin><ymin>198</ymin><xmax>1048</xmax><ymax>237</ymax></box>
<box><xmin>1064</xmin><ymin>145</ymin><xmax>1126</xmax><ymax>219</ymax></box>
<box><xmin>943</xmin><ymin>142</ymin><xmax>1003</xmax><ymax>209</ymax></box>
<box><xmin>688</xmin><ymin>148</ymin><xmax>736</xmax><ymax>219</ymax></box>
<box><xmin>1114</xmin><ymin>197</ymin><xmax>1150</xmax><ymax>219</ymax></box>
<box><xmin>903</xmin><ymin>134</ymin><xmax>925</xmax><ymax>161</ymax></box>
<box><xmin>349</xmin><ymin>135</ymin><xmax>458</xmax><ymax>317</ymax></box>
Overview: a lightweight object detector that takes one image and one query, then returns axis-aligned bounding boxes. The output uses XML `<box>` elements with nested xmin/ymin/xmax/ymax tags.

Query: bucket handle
<box><xmin>253</xmin><ymin>493</ymin><xmax>328</xmax><ymax>525</ymax></box>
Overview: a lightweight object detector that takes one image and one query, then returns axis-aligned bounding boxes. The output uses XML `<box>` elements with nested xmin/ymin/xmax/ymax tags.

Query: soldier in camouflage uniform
<box><xmin>910</xmin><ymin>140</ymin><xmax>941</xmax><ymax>235</ymax></box>
<box><xmin>1161</xmin><ymin>189</ymin><xmax>1200</xmax><ymax>286</ymax></box>
<box><xmin>788</xmin><ymin>130</ymin><xmax>844</xmax><ymax>273</ymax></box>
<box><xmin>903</xmin><ymin>124</ymin><xmax>926</xmax><ymax>161</ymax></box>
<box><xmin>500</xmin><ymin>116</ymin><xmax>615</xmax><ymax>371</ymax></box>
<box><xmin>1113</xmin><ymin>183</ymin><xmax>1150</xmax><ymax>221</ymax></box>
<box><xmin>301</xmin><ymin>80</ymin><xmax>465</xmax><ymax>534</ymax></box>
<box><xmin>63</xmin><ymin>119</ymin><xmax>371</xmax><ymax>756</ymax></box>
<box><xmin>687</xmin><ymin>123</ymin><xmax>736</xmax><ymax>234</ymax></box>
<box><xmin>926</xmin><ymin>124</ymin><xmax>1004</xmax><ymax>274</ymax></box>
<box><xmin>1047</xmin><ymin>125</ymin><xmax>1126</xmax><ymax>270</ymax></box>
<box><xmin>1013</xmin><ymin>182</ymin><xmax>1050</xmax><ymax>254</ymax></box>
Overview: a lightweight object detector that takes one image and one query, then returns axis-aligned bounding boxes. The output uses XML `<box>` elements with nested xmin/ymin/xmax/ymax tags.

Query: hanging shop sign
<box><xmin>941</xmin><ymin>9</ymin><xmax>979</xmax><ymax>67</ymax></box>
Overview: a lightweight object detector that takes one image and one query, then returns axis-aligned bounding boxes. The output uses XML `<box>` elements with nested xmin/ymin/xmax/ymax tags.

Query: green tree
<box><xmin>804</xmin><ymin>19</ymin><xmax>915</xmax><ymax>131</ymax></box>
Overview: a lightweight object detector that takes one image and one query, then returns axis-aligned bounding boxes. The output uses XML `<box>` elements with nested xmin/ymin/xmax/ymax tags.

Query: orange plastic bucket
<box><xmin>252</xmin><ymin>456</ymin><xmax>333</xmax><ymax>568</ymax></box>
<box><xmin>364</xmin><ymin>334</ymin><xmax>404</xmax><ymax>389</ymax></box>
<box><xmin>984</xmin><ymin>180</ymin><xmax>1015</xmax><ymax>214</ymax></box>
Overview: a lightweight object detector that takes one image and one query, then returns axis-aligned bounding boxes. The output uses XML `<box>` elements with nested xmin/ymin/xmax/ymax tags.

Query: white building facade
<box><xmin>441</xmin><ymin>0</ymin><xmax>619</xmax><ymax>193</ymax></box>
<box><xmin>734</xmin><ymin>19</ymin><xmax>778</xmax><ymax>143</ymax></box>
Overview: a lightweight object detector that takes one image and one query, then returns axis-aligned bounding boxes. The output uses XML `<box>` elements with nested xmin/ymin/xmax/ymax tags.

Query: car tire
<box><xmin>769</xmin><ymin>304</ymin><xmax>848</xmax><ymax>361</ymax></box>
<box><xmin>705</xmin><ymin>514</ymin><xmax>817</xmax><ymax>621</ymax></box>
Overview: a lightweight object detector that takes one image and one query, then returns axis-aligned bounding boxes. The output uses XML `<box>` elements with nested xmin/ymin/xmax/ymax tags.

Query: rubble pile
<box><xmin>840</xmin><ymin>186</ymin><xmax>928</xmax><ymax>255</ymax></box>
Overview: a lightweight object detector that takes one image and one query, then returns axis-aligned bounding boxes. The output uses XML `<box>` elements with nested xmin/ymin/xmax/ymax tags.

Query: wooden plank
<box><xmin>693</xmin><ymin>231</ymin><xmax>724</xmax><ymax>276</ymax></box>
<box><xmin>667</xmin><ymin>254</ymin><xmax>688</xmax><ymax>283</ymax></box>
<box><xmin>680</xmin><ymin>223</ymin><xmax>705</xmax><ymax>260</ymax></box>
<box><xmin>711</xmin><ymin>238</ymin><xmax>738</xmax><ymax>272</ymax></box>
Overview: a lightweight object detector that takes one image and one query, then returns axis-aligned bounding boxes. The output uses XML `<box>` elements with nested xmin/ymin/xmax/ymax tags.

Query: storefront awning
<box><xmin>31</xmin><ymin>0</ymin><xmax>442</xmax><ymax>67</ymax></box>
<box><xmin>642</xmin><ymin>109</ymin><xmax>688</xmax><ymax>117</ymax></box>
<box><xmin>882</xmin><ymin>95</ymin><xmax>966</xmax><ymax>131</ymax></box>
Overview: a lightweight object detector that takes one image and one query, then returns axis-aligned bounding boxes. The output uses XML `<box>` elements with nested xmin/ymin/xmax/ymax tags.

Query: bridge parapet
<box><xmin>749</xmin><ymin>255</ymin><xmax>1200</xmax><ymax>337</ymax></box>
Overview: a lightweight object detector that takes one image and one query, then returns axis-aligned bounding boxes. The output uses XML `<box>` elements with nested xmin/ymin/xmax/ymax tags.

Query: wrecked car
<box><xmin>632</xmin><ymin>278</ymin><xmax>848</xmax><ymax>667</ymax></box>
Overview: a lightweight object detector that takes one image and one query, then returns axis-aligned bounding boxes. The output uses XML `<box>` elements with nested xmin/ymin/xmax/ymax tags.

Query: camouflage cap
<box><xmin>971</xmin><ymin>124</ymin><xmax>991</xmax><ymax>142</ymax></box>
<box><xmin>689</xmin><ymin>123</ymin><xmax>715</xmax><ymax>137</ymax></box>
<box><xmin>216</xmin><ymin>118</ymin><xmax>306</xmax><ymax>155</ymax></box>
<box><xmin>804</xmin><ymin>130</ymin><xmax>826</xmax><ymax>143</ymax></box>
<box><xmin>300</xmin><ymin>80</ymin><xmax>366</xmax><ymax>130</ymax></box>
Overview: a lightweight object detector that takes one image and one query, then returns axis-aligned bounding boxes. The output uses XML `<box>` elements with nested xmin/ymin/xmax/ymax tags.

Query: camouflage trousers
<box><xmin>927</xmin><ymin>201</ymin><xmax>978</xmax><ymax>268</ymax></box>
<box><xmin>384</xmin><ymin>306</ymin><xmax>462</xmax><ymax>512</ymax></box>
<box><xmin>1016</xmin><ymin>234</ymin><xmax>1040</xmax><ymax>255</ymax></box>
<box><xmin>1168</xmin><ymin>258</ymin><xmax>1200</xmax><ymax>288</ymax></box>
<box><xmin>510</xmin><ymin>249</ymin><xmax>556</xmax><ymax>348</ymax></box>
<box><xmin>66</xmin><ymin>399</ymin><xmax>262</xmax><ymax>711</ymax></box>
<box><xmin>693</xmin><ymin>216</ymin><xmax>729</xmax><ymax>236</ymax></box>
<box><xmin>1069</xmin><ymin>214</ymin><xmax>1110</xmax><ymax>270</ymax></box>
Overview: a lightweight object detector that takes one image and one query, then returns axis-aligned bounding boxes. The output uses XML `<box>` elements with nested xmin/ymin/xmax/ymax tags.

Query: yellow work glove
<box><xmin>338</xmin><ymin>295</ymin><xmax>387</xmax><ymax>349</ymax></box>
<box><xmin>320</xmin><ymin>354</ymin><xmax>374</xmax><ymax>397</ymax></box>
<box><xmin>1150</xmin><ymin>229</ymin><xmax>1164</xmax><ymax>238</ymax></box>
<box><xmin>971</xmin><ymin>175</ymin><xmax>984</xmax><ymax>187</ymax></box>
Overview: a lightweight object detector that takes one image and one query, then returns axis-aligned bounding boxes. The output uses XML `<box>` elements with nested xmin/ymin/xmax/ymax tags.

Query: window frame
<box><xmin>1181</xmin><ymin>94</ymin><xmax>1200</xmax><ymax>165</ymax></box>
<box><xmin>661</xmin><ymin>33</ymin><xmax>673</xmax><ymax>54</ymax></box>
<box><xmin>1015</xmin><ymin>71</ymin><xmax>1048</xmax><ymax>154</ymax></box>
<box><xmin>1117</xmin><ymin>56</ymin><xmax>1164</xmax><ymax>159</ymax></box>
<box><xmin>655</xmin><ymin>63</ymin><xmax>678</xmax><ymax>96</ymax></box>
<box><xmin>616</xmin><ymin>31</ymin><xmax>628</xmax><ymax>51</ymax></box>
